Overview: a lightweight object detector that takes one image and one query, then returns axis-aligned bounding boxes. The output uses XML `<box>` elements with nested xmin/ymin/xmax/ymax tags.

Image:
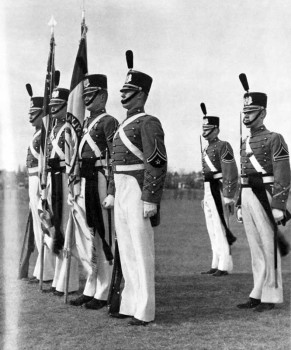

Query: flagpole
<box><xmin>39</xmin><ymin>16</ymin><xmax>57</xmax><ymax>292</ymax></box>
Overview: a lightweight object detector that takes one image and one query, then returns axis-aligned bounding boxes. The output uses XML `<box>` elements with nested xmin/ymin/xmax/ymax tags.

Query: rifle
<box><xmin>107</xmin><ymin>239</ymin><xmax>123</xmax><ymax>314</ymax></box>
<box><xmin>18</xmin><ymin>210</ymin><xmax>35</xmax><ymax>279</ymax></box>
<box><xmin>106</xmin><ymin>148</ymin><xmax>113</xmax><ymax>248</ymax></box>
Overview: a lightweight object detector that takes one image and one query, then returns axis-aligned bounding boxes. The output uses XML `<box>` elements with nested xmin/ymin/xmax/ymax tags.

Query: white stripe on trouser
<box><xmin>75</xmin><ymin>176</ymin><xmax>113</xmax><ymax>300</ymax></box>
<box><xmin>28</xmin><ymin>176</ymin><xmax>55</xmax><ymax>281</ymax></box>
<box><xmin>47</xmin><ymin>173</ymin><xmax>79</xmax><ymax>292</ymax></box>
<box><xmin>114</xmin><ymin>174</ymin><xmax>155</xmax><ymax>322</ymax></box>
<box><xmin>203</xmin><ymin>182</ymin><xmax>233</xmax><ymax>272</ymax></box>
<box><xmin>241</xmin><ymin>188</ymin><xmax>283</xmax><ymax>303</ymax></box>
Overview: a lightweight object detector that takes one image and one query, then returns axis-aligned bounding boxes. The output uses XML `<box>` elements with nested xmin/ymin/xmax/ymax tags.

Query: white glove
<box><xmin>102</xmin><ymin>194</ymin><xmax>115</xmax><ymax>209</ymax></box>
<box><xmin>272</xmin><ymin>208</ymin><xmax>284</xmax><ymax>223</ymax></box>
<box><xmin>143</xmin><ymin>202</ymin><xmax>157</xmax><ymax>218</ymax></box>
<box><xmin>224</xmin><ymin>197</ymin><xmax>235</xmax><ymax>215</ymax></box>
<box><xmin>236</xmin><ymin>207</ymin><xmax>243</xmax><ymax>223</ymax></box>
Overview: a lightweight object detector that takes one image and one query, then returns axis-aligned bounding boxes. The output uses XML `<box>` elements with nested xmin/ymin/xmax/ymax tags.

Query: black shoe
<box><xmin>237</xmin><ymin>298</ymin><xmax>261</xmax><ymax>309</ymax></box>
<box><xmin>42</xmin><ymin>287</ymin><xmax>56</xmax><ymax>293</ymax></box>
<box><xmin>201</xmin><ymin>268</ymin><xmax>218</xmax><ymax>275</ymax></box>
<box><xmin>254</xmin><ymin>303</ymin><xmax>275</xmax><ymax>312</ymax></box>
<box><xmin>43</xmin><ymin>279</ymin><xmax>53</xmax><ymax>284</ymax></box>
<box><xmin>110</xmin><ymin>312</ymin><xmax>132</xmax><ymax>319</ymax></box>
<box><xmin>53</xmin><ymin>290</ymin><xmax>64</xmax><ymax>297</ymax></box>
<box><xmin>128</xmin><ymin>317</ymin><xmax>149</xmax><ymax>326</ymax></box>
<box><xmin>70</xmin><ymin>295</ymin><xmax>93</xmax><ymax>306</ymax></box>
<box><xmin>28</xmin><ymin>277</ymin><xmax>39</xmax><ymax>284</ymax></box>
<box><xmin>84</xmin><ymin>298</ymin><xmax>107</xmax><ymax>310</ymax></box>
<box><xmin>212</xmin><ymin>270</ymin><xmax>228</xmax><ymax>277</ymax></box>
<box><xmin>54</xmin><ymin>290</ymin><xmax>77</xmax><ymax>297</ymax></box>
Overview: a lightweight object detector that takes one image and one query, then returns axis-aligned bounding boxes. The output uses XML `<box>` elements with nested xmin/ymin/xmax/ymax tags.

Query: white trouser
<box><xmin>114</xmin><ymin>173</ymin><xmax>155</xmax><ymax>322</ymax></box>
<box><xmin>242</xmin><ymin>188</ymin><xmax>283</xmax><ymax>303</ymax></box>
<box><xmin>28</xmin><ymin>175</ymin><xmax>55</xmax><ymax>281</ymax></box>
<box><xmin>74</xmin><ymin>175</ymin><xmax>113</xmax><ymax>300</ymax></box>
<box><xmin>203</xmin><ymin>182</ymin><xmax>233</xmax><ymax>272</ymax></box>
<box><xmin>47</xmin><ymin>172</ymin><xmax>79</xmax><ymax>292</ymax></box>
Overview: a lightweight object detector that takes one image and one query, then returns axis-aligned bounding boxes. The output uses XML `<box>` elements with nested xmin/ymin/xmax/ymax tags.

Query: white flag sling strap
<box><xmin>114</xmin><ymin>113</ymin><xmax>146</xmax><ymax>161</ymax></box>
<box><xmin>246</xmin><ymin>136</ymin><xmax>267</xmax><ymax>174</ymax></box>
<box><xmin>78</xmin><ymin>113</ymin><xmax>107</xmax><ymax>159</ymax></box>
<box><xmin>29</xmin><ymin>130</ymin><xmax>41</xmax><ymax>160</ymax></box>
<box><xmin>51</xmin><ymin>124</ymin><xmax>66</xmax><ymax>159</ymax></box>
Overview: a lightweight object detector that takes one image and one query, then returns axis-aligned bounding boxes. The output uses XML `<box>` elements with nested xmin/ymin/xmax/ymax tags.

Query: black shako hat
<box><xmin>120</xmin><ymin>50</ymin><xmax>152</xmax><ymax>95</ymax></box>
<box><xmin>49</xmin><ymin>88</ymin><xmax>70</xmax><ymax>106</ymax></box>
<box><xmin>83</xmin><ymin>74</ymin><xmax>107</xmax><ymax>95</ymax></box>
<box><xmin>239</xmin><ymin>73</ymin><xmax>267</xmax><ymax>112</ymax></box>
<box><xmin>201</xmin><ymin>102</ymin><xmax>219</xmax><ymax>128</ymax></box>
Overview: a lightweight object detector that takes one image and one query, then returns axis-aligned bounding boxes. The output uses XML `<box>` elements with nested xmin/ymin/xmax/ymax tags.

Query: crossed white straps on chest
<box><xmin>78</xmin><ymin>113</ymin><xmax>107</xmax><ymax>158</ymax></box>
<box><xmin>246</xmin><ymin>136</ymin><xmax>266</xmax><ymax>174</ymax></box>
<box><xmin>29</xmin><ymin>129</ymin><xmax>41</xmax><ymax>160</ymax></box>
<box><xmin>203</xmin><ymin>147</ymin><xmax>218</xmax><ymax>172</ymax></box>
<box><xmin>114</xmin><ymin>113</ymin><xmax>146</xmax><ymax>161</ymax></box>
<box><xmin>50</xmin><ymin>123</ymin><xmax>66</xmax><ymax>159</ymax></box>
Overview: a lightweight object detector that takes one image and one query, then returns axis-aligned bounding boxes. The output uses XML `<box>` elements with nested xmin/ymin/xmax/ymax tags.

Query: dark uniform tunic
<box><xmin>110</xmin><ymin>107</ymin><xmax>167</xmax><ymax>205</ymax></box>
<box><xmin>240</xmin><ymin>124</ymin><xmax>290</xmax><ymax>303</ymax></box>
<box><xmin>202</xmin><ymin>137</ymin><xmax>238</xmax><ymax>198</ymax></box>
<box><xmin>240</xmin><ymin>125</ymin><xmax>290</xmax><ymax>210</ymax></box>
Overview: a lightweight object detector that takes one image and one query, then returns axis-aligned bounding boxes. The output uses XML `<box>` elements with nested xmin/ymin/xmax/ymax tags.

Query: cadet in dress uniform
<box><xmin>70</xmin><ymin>74</ymin><xmax>118</xmax><ymax>309</ymax></box>
<box><xmin>236</xmin><ymin>74</ymin><xmax>290</xmax><ymax>312</ymax></box>
<box><xmin>26</xmin><ymin>85</ymin><xmax>55</xmax><ymax>282</ymax></box>
<box><xmin>46</xmin><ymin>87</ymin><xmax>79</xmax><ymax>295</ymax></box>
<box><xmin>104</xmin><ymin>51</ymin><xmax>167</xmax><ymax>326</ymax></box>
<box><xmin>200</xmin><ymin>103</ymin><xmax>238</xmax><ymax>276</ymax></box>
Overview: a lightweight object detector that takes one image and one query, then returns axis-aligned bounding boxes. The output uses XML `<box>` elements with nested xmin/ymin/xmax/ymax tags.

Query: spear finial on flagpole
<box><xmin>48</xmin><ymin>16</ymin><xmax>57</xmax><ymax>36</ymax></box>
<box><xmin>81</xmin><ymin>0</ymin><xmax>88</xmax><ymax>37</ymax></box>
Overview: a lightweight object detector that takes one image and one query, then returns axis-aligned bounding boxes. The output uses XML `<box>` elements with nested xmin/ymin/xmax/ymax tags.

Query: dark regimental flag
<box><xmin>65</xmin><ymin>20</ymin><xmax>88</xmax><ymax>196</ymax></box>
<box><xmin>64</xmin><ymin>16</ymin><xmax>95</xmax><ymax>276</ymax></box>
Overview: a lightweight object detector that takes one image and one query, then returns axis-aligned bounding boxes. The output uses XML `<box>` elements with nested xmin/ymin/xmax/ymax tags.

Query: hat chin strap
<box><xmin>30</xmin><ymin>110</ymin><xmax>43</xmax><ymax>123</ymax></box>
<box><xmin>121</xmin><ymin>90</ymin><xmax>140</xmax><ymax>105</ymax></box>
<box><xmin>84</xmin><ymin>90</ymin><xmax>99</xmax><ymax>107</ymax></box>
<box><xmin>51</xmin><ymin>102</ymin><xmax>67</xmax><ymax>115</ymax></box>
<box><xmin>243</xmin><ymin>110</ymin><xmax>262</xmax><ymax>126</ymax></box>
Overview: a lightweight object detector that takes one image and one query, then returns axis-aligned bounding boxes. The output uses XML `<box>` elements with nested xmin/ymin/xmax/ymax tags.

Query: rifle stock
<box><xmin>107</xmin><ymin>239</ymin><xmax>123</xmax><ymax>314</ymax></box>
<box><xmin>64</xmin><ymin>213</ymin><xmax>73</xmax><ymax>303</ymax></box>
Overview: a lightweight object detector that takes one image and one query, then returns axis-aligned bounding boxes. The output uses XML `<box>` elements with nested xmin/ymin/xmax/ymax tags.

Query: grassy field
<box><xmin>0</xmin><ymin>188</ymin><xmax>290</xmax><ymax>350</ymax></box>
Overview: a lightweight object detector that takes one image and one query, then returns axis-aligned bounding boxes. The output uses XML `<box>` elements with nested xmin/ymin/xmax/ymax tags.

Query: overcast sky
<box><xmin>1</xmin><ymin>0</ymin><xmax>291</xmax><ymax>173</ymax></box>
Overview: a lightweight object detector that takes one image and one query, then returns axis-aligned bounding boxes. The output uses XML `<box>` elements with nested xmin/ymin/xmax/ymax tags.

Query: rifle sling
<box><xmin>209</xmin><ymin>179</ymin><xmax>235</xmax><ymax>245</ymax></box>
<box><xmin>84</xmin><ymin>176</ymin><xmax>113</xmax><ymax>262</ymax></box>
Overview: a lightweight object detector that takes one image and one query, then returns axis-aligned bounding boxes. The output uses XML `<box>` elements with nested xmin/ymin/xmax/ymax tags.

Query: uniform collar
<box><xmin>90</xmin><ymin>108</ymin><xmax>106</xmax><ymax>118</ymax></box>
<box><xmin>127</xmin><ymin>107</ymin><xmax>145</xmax><ymax>118</ymax></box>
<box><xmin>208</xmin><ymin>137</ymin><xmax>219</xmax><ymax>145</ymax></box>
<box><xmin>250</xmin><ymin>125</ymin><xmax>266</xmax><ymax>136</ymax></box>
